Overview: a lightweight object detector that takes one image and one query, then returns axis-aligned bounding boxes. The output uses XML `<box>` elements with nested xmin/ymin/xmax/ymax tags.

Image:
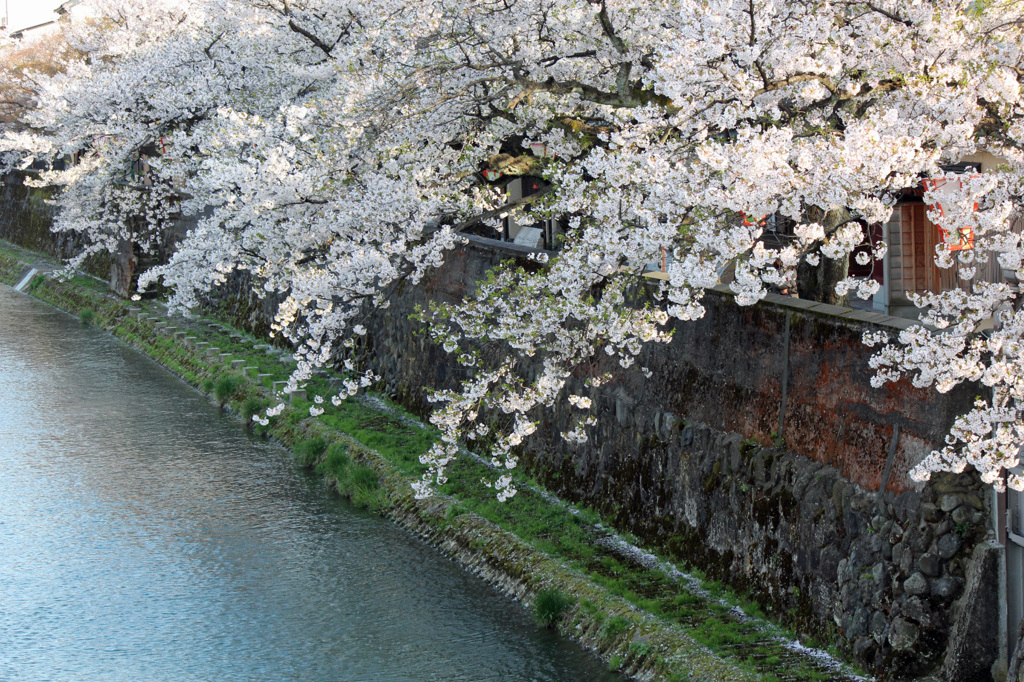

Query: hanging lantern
<box><xmin>922</xmin><ymin>177</ymin><xmax>977</xmax><ymax>251</ymax></box>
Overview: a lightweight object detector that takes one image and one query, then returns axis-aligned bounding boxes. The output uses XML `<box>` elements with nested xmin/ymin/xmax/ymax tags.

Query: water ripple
<box><xmin>0</xmin><ymin>287</ymin><xmax>615</xmax><ymax>682</ymax></box>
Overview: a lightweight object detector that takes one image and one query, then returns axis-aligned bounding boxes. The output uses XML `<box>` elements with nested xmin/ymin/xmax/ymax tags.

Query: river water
<box><xmin>0</xmin><ymin>286</ymin><xmax>616</xmax><ymax>681</ymax></box>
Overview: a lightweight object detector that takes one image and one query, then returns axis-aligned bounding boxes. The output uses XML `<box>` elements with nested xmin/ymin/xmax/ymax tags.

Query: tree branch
<box><xmin>863</xmin><ymin>2</ymin><xmax>913</xmax><ymax>28</ymax></box>
<box><xmin>451</xmin><ymin>185</ymin><xmax>555</xmax><ymax>234</ymax></box>
<box><xmin>509</xmin><ymin>76</ymin><xmax>670</xmax><ymax>110</ymax></box>
<box><xmin>204</xmin><ymin>32</ymin><xmax>225</xmax><ymax>59</ymax></box>
<box><xmin>287</xmin><ymin>19</ymin><xmax>334</xmax><ymax>57</ymax></box>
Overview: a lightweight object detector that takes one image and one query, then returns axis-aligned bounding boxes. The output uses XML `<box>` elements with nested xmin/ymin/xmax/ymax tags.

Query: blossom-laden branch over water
<box><xmin>3</xmin><ymin>0</ymin><xmax>1024</xmax><ymax>497</ymax></box>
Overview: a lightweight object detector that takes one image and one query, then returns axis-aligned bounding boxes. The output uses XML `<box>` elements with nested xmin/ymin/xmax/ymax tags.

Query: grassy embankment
<box><xmin>0</xmin><ymin>241</ymin><xmax>866</xmax><ymax>682</ymax></box>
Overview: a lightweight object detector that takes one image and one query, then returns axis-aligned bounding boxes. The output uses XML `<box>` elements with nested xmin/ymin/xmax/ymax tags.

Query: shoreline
<box><xmin>0</xmin><ymin>241</ymin><xmax>866</xmax><ymax>682</ymax></box>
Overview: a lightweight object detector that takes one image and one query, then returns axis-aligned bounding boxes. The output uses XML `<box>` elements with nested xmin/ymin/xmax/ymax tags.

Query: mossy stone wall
<box><xmin>355</xmin><ymin>241</ymin><xmax>995</xmax><ymax>680</ymax></box>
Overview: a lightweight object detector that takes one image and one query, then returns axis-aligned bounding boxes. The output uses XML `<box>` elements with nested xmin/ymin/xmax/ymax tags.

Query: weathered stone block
<box><xmin>937</xmin><ymin>532</ymin><xmax>963</xmax><ymax>560</ymax></box>
<box><xmin>892</xmin><ymin>542</ymin><xmax>905</xmax><ymax>568</ymax></box>
<box><xmin>931</xmin><ymin>477</ymin><xmax>964</xmax><ymax>495</ymax></box>
<box><xmin>918</xmin><ymin>553</ymin><xmax>942</xmax><ymax>577</ymax></box>
<box><xmin>850</xmin><ymin>606</ymin><xmax>869</xmax><ymax>638</ymax></box>
<box><xmin>904</xmin><ymin>572</ymin><xmax>928</xmax><ymax>596</ymax></box>
<box><xmin>932</xmin><ymin>575</ymin><xmax>961</xmax><ymax>602</ymax></box>
<box><xmin>901</xmin><ymin>596</ymin><xmax>932</xmax><ymax>627</ymax></box>
<box><xmin>939</xmin><ymin>494</ymin><xmax>962</xmax><ymax>513</ymax></box>
<box><xmin>853</xmin><ymin>636</ymin><xmax>875</xmax><ymax>660</ymax></box>
<box><xmin>940</xmin><ymin>542</ymin><xmax>1000</xmax><ymax>681</ymax></box>
<box><xmin>870</xmin><ymin>610</ymin><xmax>888</xmax><ymax>643</ymax></box>
<box><xmin>906</xmin><ymin>526</ymin><xmax>932</xmax><ymax>553</ymax></box>
<box><xmin>951</xmin><ymin>506</ymin><xmax>972</xmax><ymax>526</ymax></box>
<box><xmin>889</xmin><ymin>618</ymin><xmax>919</xmax><ymax>650</ymax></box>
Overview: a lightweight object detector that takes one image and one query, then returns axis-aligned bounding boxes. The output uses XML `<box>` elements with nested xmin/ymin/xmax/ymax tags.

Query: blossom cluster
<box><xmin>3</xmin><ymin>0</ymin><xmax>1024</xmax><ymax>495</ymax></box>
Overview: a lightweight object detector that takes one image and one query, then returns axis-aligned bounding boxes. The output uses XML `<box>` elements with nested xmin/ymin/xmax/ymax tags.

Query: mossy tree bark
<box><xmin>796</xmin><ymin>206</ymin><xmax>853</xmax><ymax>307</ymax></box>
<box><xmin>109</xmin><ymin>233</ymin><xmax>137</xmax><ymax>298</ymax></box>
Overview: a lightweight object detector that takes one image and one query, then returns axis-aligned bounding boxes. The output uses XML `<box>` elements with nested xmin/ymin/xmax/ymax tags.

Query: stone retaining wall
<box><xmin>0</xmin><ymin>172</ymin><xmax>195</xmax><ymax>287</ymax></box>
<box><xmin>358</xmin><ymin>240</ymin><xmax>996</xmax><ymax>680</ymax></box>
<box><xmin>0</xmin><ymin>173</ymin><xmax>63</xmax><ymax>259</ymax></box>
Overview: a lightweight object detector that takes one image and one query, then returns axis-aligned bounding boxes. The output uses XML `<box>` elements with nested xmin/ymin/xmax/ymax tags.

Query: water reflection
<box><xmin>0</xmin><ymin>287</ymin><xmax>616</xmax><ymax>681</ymax></box>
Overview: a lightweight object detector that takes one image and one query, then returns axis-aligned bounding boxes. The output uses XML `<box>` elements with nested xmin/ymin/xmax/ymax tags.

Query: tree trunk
<box><xmin>796</xmin><ymin>207</ymin><xmax>852</xmax><ymax>306</ymax></box>
<box><xmin>109</xmin><ymin>236</ymin><xmax>136</xmax><ymax>298</ymax></box>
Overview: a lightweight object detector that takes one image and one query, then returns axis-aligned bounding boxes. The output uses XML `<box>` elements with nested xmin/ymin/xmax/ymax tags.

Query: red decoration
<box><xmin>738</xmin><ymin>211</ymin><xmax>767</xmax><ymax>227</ymax></box>
<box><xmin>922</xmin><ymin>177</ymin><xmax>977</xmax><ymax>251</ymax></box>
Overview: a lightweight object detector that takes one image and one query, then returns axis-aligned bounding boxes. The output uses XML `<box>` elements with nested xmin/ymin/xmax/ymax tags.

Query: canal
<box><xmin>0</xmin><ymin>286</ymin><xmax>616</xmax><ymax>681</ymax></box>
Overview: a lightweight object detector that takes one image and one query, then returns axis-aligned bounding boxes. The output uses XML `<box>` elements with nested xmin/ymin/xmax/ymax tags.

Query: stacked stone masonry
<box><xmin>351</xmin><ymin>242</ymin><xmax>994</xmax><ymax>681</ymax></box>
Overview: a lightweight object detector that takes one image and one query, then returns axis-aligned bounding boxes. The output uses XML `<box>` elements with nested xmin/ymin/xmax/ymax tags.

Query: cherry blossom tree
<box><xmin>3</xmin><ymin>0</ymin><xmax>1024</xmax><ymax>498</ymax></box>
<box><xmin>0</xmin><ymin>32</ymin><xmax>84</xmax><ymax>132</ymax></box>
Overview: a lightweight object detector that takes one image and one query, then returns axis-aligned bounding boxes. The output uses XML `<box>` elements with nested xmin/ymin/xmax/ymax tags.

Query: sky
<box><xmin>4</xmin><ymin>0</ymin><xmax>68</xmax><ymax>33</ymax></box>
